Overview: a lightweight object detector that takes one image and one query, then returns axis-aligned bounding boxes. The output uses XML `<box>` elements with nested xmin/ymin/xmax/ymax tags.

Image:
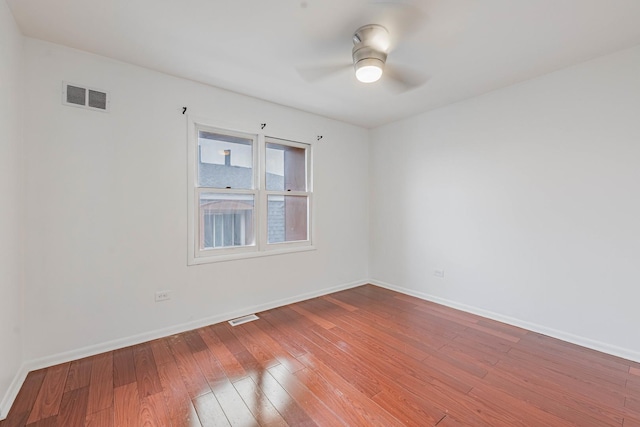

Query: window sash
<box><xmin>196</xmin><ymin>125</ymin><xmax>258</xmax><ymax>190</ymax></box>
<box><xmin>195</xmin><ymin>188</ymin><xmax>258</xmax><ymax>258</ymax></box>
<box><xmin>261</xmin><ymin>137</ymin><xmax>312</xmax><ymax>249</ymax></box>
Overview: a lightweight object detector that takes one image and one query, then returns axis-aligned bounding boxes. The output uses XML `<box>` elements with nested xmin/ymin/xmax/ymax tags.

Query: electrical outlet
<box><xmin>155</xmin><ymin>290</ymin><xmax>171</xmax><ymax>302</ymax></box>
<box><xmin>434</xmin><ymin>269</ymin><xmax>445</xmax><ymax>278</ymax></box>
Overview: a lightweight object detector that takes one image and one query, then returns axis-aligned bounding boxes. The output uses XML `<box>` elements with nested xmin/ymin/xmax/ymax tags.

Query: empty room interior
<box><xmin>2</xmin><ymin>0</ymin><xmax>640</xmax><ymax>426</ymax></box>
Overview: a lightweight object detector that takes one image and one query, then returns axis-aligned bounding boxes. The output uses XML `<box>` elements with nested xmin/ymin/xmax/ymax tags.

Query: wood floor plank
<box><xmin>252</xmin><ymin>369</ymin><xmax>316</xmax><ymax>426</ymax></box>
<box><xmin>624</xmin><ymin>419</ymin><xmax>640</xmax><ymax>427</ymax></box>
<box><xmin>266</xmin><ymin>365</ymin><xmax>341</xmax><ymax>426</ymax></box>
<box><xmin>56</xmin><ymin>387</ymin><xmax>89</xmax><ymax>427</ymax></box>
<box><xmin>7</xmin><ymin>370</ymin><xmax>46</xmax><ymax>418</ymax></box>
<box><xmin>225</xmin><ymin>323</ymin><xmax>280</xmax><ymax>371</ymax></box>
<box><xmin>628</xmin><ymin>376</ymin><xmax>640</xmax><ymax>394</ymax></box>
<box><xmin>198</xmin><ymin>327</ymin><xmax>248</xmax><ymax>382</ymax></box>
<box><xmin>192</xmin><ymin>392</ymin><xmax>230</xmax><ymax>427</ymax></box>
<box><xmin>321</xmin><ymin>295</ymin><xmax>358</xmax><ymax>312</ymax></box>
<box><xmin>293</xmin><ymin>365</ymin><xmax>404</xmax><ymax>426</ymax></box>
<box><xmin>5</xmin><ymin>285</ymin><xmax>640</xmax><ymax>427</ymax></box>
<box><xmin>86</xmin><ymin>353</ymin><xmax>113</xmax><ymax>415</ymax></box>
<box><xmin>476</xmin><ymin>317</ymin><xmax>529</xmax><ymax>337</ymax></box>
<box><xmin>191</xmin><ymin>346</ymin><xmax>227</xmax><ymax>391</ymax></box>
<box><xmin>64</xmin><ymin>358</ymin><xmax>92</xmax><ymax>392</ymax></box>
<box><xmin>441</xmin><ymin>338</ymin><xmax>500</xmax><ymax>367</ymax></box>
<box><xmin>288</xmin><ymin>304</ymin><xmax>336</xmax><ymax>330</ymax></box>
<box><xmin>192</xmin><ymin>346</ymin><xmax>259</xmax><ymax>426</ymax></box>
<box><xmin>231</xmin><ymin>349</ymin><xmax>260</xmax><ymax>378</ymax></box>
<box><xmin>84</xmin><ymin>407</ymin><xmax>113</xmax><ymax>427</ymax></box>
<box><xmin>26</xmin><ymin>363</ymin><xmax>70</xmax><ymax>424</ymax></box>
<box><xmin>113</xmin><ymin>383</ymin><xmax>139</xmax><ymax>427</ymax></box>
<box><xmin>167</xmin><ymin>334</ymin><xmax>212</xmax><ymax>399</ymax></box>
<box><xmin>149</xmin><ymin>338</ymin><xmax>175</xmax><ymax>367</ymax></box>
<box><xmin>434</xmin><ymin>414</ymin><xmax>466</xmax><ymax>426</ymax></box>
<box><xmin>233</xmin><ymin>376</ymin><xmax>288</xmax><ymax>427</ymax></box>
<box><xmin>302</xmin><ymin>299</ymin><xmax>361</xmax><ymax>333</ymax></box>
<box><xmin>210</xmin><ymin>323</ymin><xmax>247</xmax><ymax>355</ymax></box>
<box><xmin>437</xmin><ymin>344</ymin><xmax>493</xmax><ymax>375</ymax></box>
<box><xmin>627</xmin><ymin>395</ymin><xmax>640</xmax><ymax>413</ymax></box>
<box><xmin>184</xmin><ymin>330</ymin><xmax>209</xmax><ymax>354</ymax></box>
<box><xmin>0</xmin><ymin>411</ymin><xmax>29</xmax><ymax>427</ymax></box>
<box><xmin>453</xmin><ymin>329</ymin><xmax>513</xmax><ymax>354</ymax></box>
<box><xmin>23</xmin><ymin>416</ymin><xmax>58</xmax><ymax>427</ymax></box>
<box><xmin>371</xmin><ymin>390</ymin><xmax>445</xmax><ymax>427</ymax></box>
<box><xmin>253</xmin><ymin>314</ymin><xmax>307</xmax><ymax>358</ymax></box>
<box><xmin>241</xmin><ymin>321</ymin><xmax>306</xmax><ymax>374</ymax></box>
<box><xmin>156</xmin><ymin>356</ymin><xmax>203</xmax><ymax>427</ymax></box>
<box><xmin>139</xmin><ymin>392</ymin><xmax>169</xmax><ymax>427</ymax></box>
<box><xmin>132</xmin><ymin>343</ymin><xmax>163</xmax><ymax>397</ymax></box>
<box><xmin>209</xmin><ymin>382</ymin><xmax>259</xmax><ymax>427</ymax></box>
<box><xmin>112</xmin><ymin>347</ymin><xmax>135</xmax><ymax>388</ymax></box>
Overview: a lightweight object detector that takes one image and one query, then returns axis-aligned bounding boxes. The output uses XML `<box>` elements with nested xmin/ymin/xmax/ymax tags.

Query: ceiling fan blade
<box><xmin>368</xmin><ymin>0</ymin><xmax>426</xmax><ymax>46</ymax></box>
<box><xmin>384</xmin><ymin>64</ymin><xmax>429</xmax><ymax>92</ymax></box>
<box><xmin>296</xmin><ymin>63</ymin><xmax>351</xmax><ymax>83</ymax></box>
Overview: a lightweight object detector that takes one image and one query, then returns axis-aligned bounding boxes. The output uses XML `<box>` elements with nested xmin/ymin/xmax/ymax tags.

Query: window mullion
<box><xmin>257</xmin><ymin>134</ymin><xmax>267</xmax><ymax>252</ymax></box>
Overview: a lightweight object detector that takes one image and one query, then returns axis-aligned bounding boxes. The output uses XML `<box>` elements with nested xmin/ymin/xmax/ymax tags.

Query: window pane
<box><xmin>268</xmin><ymin>195</ymin><xmax>308</xmax><ymax>243</ymax></box>
<box><xmin>266</xmin><ymin>142</ymin><xmax>306</xmax><ymax>191</ymax></box>
<box><xmin>199</xmin><ymin>193</ymin><xmax>255</xmax><ymax>249</ymax></box>
<box><xmin>198</xmin><ymin>130</ymin><xmax>253</xmax><ymax>189</ymax></box>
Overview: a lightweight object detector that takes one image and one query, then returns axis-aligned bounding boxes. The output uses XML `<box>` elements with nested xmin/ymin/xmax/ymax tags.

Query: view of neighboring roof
<box><xmin>198</xmin><ymin>161</ymin><xmax>284</xmax><ymax>190</ymax></box>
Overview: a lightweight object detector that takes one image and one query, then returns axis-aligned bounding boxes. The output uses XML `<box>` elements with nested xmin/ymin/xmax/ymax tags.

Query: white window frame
<box><xmin>187</xmin><ymin>118</ymin><xmax>314</xmax><ymax>265</ymax></box>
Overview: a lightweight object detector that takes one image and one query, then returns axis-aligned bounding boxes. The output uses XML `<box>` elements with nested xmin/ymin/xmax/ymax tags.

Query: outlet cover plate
<box><xmin>155</xmin><ymin>290</ymin><xmax>171</xmax><ymax>302</ymax></box>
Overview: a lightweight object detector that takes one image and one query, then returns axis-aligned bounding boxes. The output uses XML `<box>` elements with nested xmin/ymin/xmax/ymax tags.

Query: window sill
<box><xmin>188</xmin><ymin>245</ymin><xmax>316</xmax><ymax>265</ymax></box>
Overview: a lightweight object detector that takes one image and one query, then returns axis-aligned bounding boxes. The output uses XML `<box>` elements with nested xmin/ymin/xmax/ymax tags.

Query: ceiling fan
<box><xmin>296</xmin><ymin>1</ymin><xmax>428</xmax><ymax>91</ymax></box>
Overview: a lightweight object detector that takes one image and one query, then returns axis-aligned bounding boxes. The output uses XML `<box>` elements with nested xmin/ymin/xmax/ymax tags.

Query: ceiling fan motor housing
<box><xmin>352</xmin><ymin>45</ymin><xmax>387</xmax><ymax>68</ymax></box>
<box><xmin>352</xmin><ymin>24</ymin><xmax>389</xmax><ymax>79</ymax></box>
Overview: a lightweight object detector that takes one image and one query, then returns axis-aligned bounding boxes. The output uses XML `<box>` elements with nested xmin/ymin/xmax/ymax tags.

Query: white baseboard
<box><xmin>370</xmin><ymin>279</ymin><xmax>640</xmax><ymax>364</ymax></box>
<box><xmin>0</xmin><ymin>278</ymin><xmax>367</xmax><ymax>420</ymax></box>
<box><xmin>0</xmin><ymin>364</ymin><xmax>28</xmax><ymax>421</ymax></box>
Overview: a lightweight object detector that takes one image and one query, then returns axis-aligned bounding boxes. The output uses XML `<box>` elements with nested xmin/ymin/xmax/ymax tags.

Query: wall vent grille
<box><xmin>62</xmin><ymin>82</ymin><xmax>109</xmax><ymax>112</ymax></box>
<box><xmin>228</xmin><ymin>314</ymin><xmax>259</xmax><ymax>326</ymax></box>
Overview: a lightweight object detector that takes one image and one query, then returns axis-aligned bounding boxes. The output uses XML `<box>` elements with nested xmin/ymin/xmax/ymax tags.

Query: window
<box><xmin>188</xmin><ymin>122</ymin><xmax>313</xmax><ymax>263</ymax></box>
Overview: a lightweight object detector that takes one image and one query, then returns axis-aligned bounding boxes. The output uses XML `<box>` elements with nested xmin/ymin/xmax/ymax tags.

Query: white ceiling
<box><xmin>7</xmin><ymin>0</ymin><xmax>640</xmax><ymax>128</ymax></box>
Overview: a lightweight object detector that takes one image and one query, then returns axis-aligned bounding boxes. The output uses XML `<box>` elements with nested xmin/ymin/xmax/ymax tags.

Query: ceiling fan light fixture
<box><xmin>355</xmin><ymin>58</ymin><xmax>384</xmax><ymax>83</ymax></box>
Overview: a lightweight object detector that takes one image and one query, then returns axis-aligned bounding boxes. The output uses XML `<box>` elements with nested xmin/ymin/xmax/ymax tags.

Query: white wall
<box><xmin>0</xmin><ymin>0</ymin><xmax>24</xmax><ymax>418</ymax></box>
<box><xmin>370</xmin><ymin>45</ymin><xmax>640</xmax><ymax>361</ymax></box>
<box><xmin>22</xmin><ymin>39</ymin><xmax>370</xmax><ymax>363</ymax></box>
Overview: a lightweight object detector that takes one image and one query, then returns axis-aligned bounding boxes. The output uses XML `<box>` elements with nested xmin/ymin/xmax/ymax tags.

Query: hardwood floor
<box><xmin>2</xmin><ymin>284</ymin><xmax>640</xmax><ymax>426</ymax></box>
